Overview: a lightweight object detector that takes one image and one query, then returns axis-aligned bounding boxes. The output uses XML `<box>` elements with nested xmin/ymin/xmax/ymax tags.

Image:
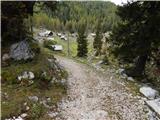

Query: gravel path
<box><xmin>56</xmin><ymin>56</ymin><xmax>154</xmax><ymax>120</ymax></box>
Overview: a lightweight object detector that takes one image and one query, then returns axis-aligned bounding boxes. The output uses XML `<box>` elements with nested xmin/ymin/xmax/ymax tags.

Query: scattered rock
<box><xmin>51</xmin><ymin>45</ymin><xmax>63</xmax><ymax>51</ymax></box>
<box><xmin>140</xmin><ymin>86</ymin><xmax>159</xmax><ymax>99</ymax></box>
<box><xmin>47</xmin><ymin>37</ymin><xmax>54</xmax><ymax>41</ymax></box>
<box><xmin>20</xmin><ymin>113</ymin><xmax>27</xmax><ymax>118</ymax></box>
<box><xmin>127</xmin><ymin>77</ymin><xmax>134</xmax><ymax>81</ymax></box>
<box><xmin>28</xmin><ymin>80</ymin><xmax>34</xmax><ymax>85</ymax></box>
<box><xmin>121</xmin><ymin>73</ymin><xmax>128</xmax><ymax>79</ymax></box>
<box><xmin>60</xmin><ymin>35</ymin><xmax>67</xmax><ymax>41</ymax></box>
<box><xmin>28</xmin><ymin>96</ymin><xmax>38</xmax><ymax>102</ymax></box>
<box><xmin>5</xmin><ymin>116</ymin><xmax>23</xmax><ymax>120</ymax></box>
<box><xmin>147</xmin><ymin>110</ymin><xmax>157</xmax><ymax>120</ymax></box>
<box><xmin>38</xmin><ymin>30</ymin><xmax>53</xmax><ymax>37</ymax></box>
<box><xmin>41</xmin><ymin>71</ymin><xmax>47</xmax><ymax>77</ymax></box>
<box><xmin>97</xmin><ymin>60</ymin><xmax>104</xmax><ymax>65</ymax></box>
<box><xmin>2</xmin><ymin>53</ymin><xmax>10</xmax><ymax>61</ymax></box>
<box><xmin>18</xmin><ymin>71</ymin><xmax>35</xmax><ymax>81</ymax></box>
<box><xmin>3</xmin><ymin>92</ymin><xmax>9</xmax><ymax>100</ymax></box>
<box><xmin>40</xmin><ymin>100</ymin><xmax>53</xmax><ymax>109</ymax></box>
<box><xmin>48</xmin><ymin>111</ymin><xmax>58</xmax><ymax>118</ymax></box>
<box><xmin>10</xmin><ymin>40</ymin><xmax>35</xmax><ymax>60</ymax></box>
<box><xmin>117</xmin><ymin>68</ymin><xmax>125</xmax><ymax>75</ymax></box>
<box><xmin>57</xmin><ymin>33</ymin><xmax>62</xmax><ymax>37</ymax></box>
<box><xmin>146</xmin><ymin>98</ymin><xmax>160</xmax><ymax>117</ymax></box>
<box><xmin>46</xmin><ymin>97</ymin><xmax>51</xmax><ymax>102</ymax></box>
<box><xmin>28</xmin><ymin>72</ymin><xmax>34</xmax><ymax>79</ymax></box>
<box><xmin>26</xmin><ymin>106</ymin><xmax>30</xmax><ymax>111</ymax></box>
<box><xmin>60</xmin><ymin>79</ymin><xmax>66</xmax><ymax>85</ymax></box>
<box><xmin>23</xmin><ymin>102</ymin><xmax>27</xmax><ymax>106</ymax></box>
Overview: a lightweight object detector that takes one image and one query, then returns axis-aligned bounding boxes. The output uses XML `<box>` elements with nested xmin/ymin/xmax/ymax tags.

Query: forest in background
<box><xmin>33</xmin><ymin>1</ymin><xmax>120</xmax><ymax>33</ymax></box>
<box><xmin>1</xmin><ymin>1</ymin><xmax>160</xmax><ymax>119</ymax></box>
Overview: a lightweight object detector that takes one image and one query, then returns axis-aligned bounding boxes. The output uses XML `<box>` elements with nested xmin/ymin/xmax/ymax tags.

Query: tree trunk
<box><xmin>30</xmin><ymin>16</ymin><xmax>33</xmax><ymax>36</ymax></box>
<box><xmin>126</xmin><ymin>54</ymin><xmax>148</xmax><ymax>77</ymax></box>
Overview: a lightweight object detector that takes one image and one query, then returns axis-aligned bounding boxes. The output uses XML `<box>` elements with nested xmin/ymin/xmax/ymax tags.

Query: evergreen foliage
<box><xmin>77</xmin><ymin>20</ymin><xmax>88</xmax><ymax>57</ymax></box>
<box><xmin>110</xmin><ymin>1</ymin><xmax>160</xmax><ymax>77</ymax></box>
<box><xmin>33</xmin><ymin>1</ymin><xmax>120</xmax><ymax>32</ymax></box>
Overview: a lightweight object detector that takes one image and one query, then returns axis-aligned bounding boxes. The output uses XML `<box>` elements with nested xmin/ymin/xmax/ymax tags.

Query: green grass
<box><xmin>1</xmin><ymin>83</ymin><xmax>66</xmax><ymax>119</ymax></box>
<box><xmin>1</xmin><ymin>47</ymin><xmax>67</xmax><ymax>119</ymax></box>
<box><xmin>49</xmin><ymin>35</ymin><xmax>94</xmax><ymax>57</ymax></box>
<box><xmin>52</xmin><ymin>36</ymin><xmax>77</xmax><ymax>57</ymax></box>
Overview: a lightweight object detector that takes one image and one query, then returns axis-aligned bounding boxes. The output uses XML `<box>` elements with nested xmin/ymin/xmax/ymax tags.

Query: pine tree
<box><xmin>110</xmin><ymin>1</ymin><xmax>160</xmax><ymax>77</ymax></box>
<box><xmin>93</xmin><ymin>20</ymin><xmax>103</xmax><ymax>56</ymax></box>
<box><xmin>77</xmin><ymin>21</ymin><xmax>88</xmax><ymax>57</ymax></box>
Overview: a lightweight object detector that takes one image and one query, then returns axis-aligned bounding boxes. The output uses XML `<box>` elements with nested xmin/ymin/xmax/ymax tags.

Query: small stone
<box><xmin>28</xmin><ymin>96</ymin><xmax>38</xmax><ymax>102</ymax></box>
<box><xmin>48</xmin><ymin>111</ymin><xmax>58</xmax><ymax>118</ymax></box>
<box><xmin>21</xmin><ymin>113</ymin><xmax>27</xmax><ymax>118</ymax></box>
<box><xmin>23</xmin><ymin>102</ymin><xmax>27</xmax><ymax>106</ymax></box>
<box><xmin>2</xmin><ymin>53</ymin><xmax>10</xmax><ymax>61</ymax></box>
<box><xmin>18</xmin><ymin>71</ymin><xmax>35</xmax><ymax>81</ymax></box>
<box><xmin>47</xmin><ymin>97</ymin><xmax>51</xmax><ymax>102</ymax></box>
<box><xmin>127</xmin><ymin>77</ymin><xmax>134</xmax><ymax>81</ymax></box>
<box><xmin>15</xmin><ymin>116</ymin><xmax>23</xmax><ymax>120</ymax></box>
<box><xmin>28</xmin><ymin>72</ymin><xmax>34</xmax><ymax>79</ymax></box>
<box><xmin>26</xmin><ymin>106</ymin><xmax>30</xmax><ymax>111</ymax></box>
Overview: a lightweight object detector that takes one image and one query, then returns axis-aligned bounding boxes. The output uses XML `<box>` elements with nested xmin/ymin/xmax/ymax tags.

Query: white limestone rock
<box><xmin>10</xmin><ymin>40</ymin><xmax>34</xmax><ymax>60</ymax></box>
<box><xmin>140</xmin><ymin>86</ymin><xmax>159</xmax><ymax>99</ymax></box>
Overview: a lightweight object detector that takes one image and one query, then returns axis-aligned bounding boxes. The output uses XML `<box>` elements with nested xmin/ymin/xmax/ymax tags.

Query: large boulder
<box><xmin>140</xmin><ymin>86</ymin><xmax>159</xmax><ymax>99</ymax></box>
<box><xmin>10</xmin><ymin>40</ymin><xmax>35</xmax><ymax>60</ymax></box>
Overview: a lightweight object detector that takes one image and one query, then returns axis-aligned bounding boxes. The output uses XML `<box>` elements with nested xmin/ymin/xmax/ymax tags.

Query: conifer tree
<box><xmin>77</xmin><ymin>21</ymin><xmax>88</xmax><ymax>57</ymax></box>
<box><xmin>110</xmin><ymin>1</ymin><xmax>160</xmax><ymax>77</ymax></box>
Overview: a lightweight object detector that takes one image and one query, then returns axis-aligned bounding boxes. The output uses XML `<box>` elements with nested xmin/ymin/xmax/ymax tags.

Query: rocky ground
<box><xmin>55</xmin><ymin>56</ymin><xmax>159</xmax><ymax>120</ymax></box>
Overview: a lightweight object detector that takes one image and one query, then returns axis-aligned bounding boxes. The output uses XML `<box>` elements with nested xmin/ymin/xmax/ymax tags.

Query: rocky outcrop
<box><xmin>10</xmin><ymin>40</ymin><xmax>35</xmax><ymax>60</ymax></box>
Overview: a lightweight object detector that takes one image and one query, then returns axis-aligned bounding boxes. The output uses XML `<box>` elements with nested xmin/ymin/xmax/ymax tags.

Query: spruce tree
<box><xmin>77</xmin><ymin>21</ymin><xmax>88</xmax><ymax>57</ymax></box>
<box><xmin>110</xmin><ymin>1</ymin><xmax>160</xmax><ymax>77</ymax></box>
<box><xmin>93</xmin><ymin>20</ymin><xmax>103</xmax><ymax>56</ymax></box>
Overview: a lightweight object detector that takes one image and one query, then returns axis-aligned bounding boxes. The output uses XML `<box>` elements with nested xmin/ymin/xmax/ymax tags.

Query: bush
<box><xmin>43</xmin><ymin>40</ymin><xmax>57</xmax><ymax>49</ymax></box>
